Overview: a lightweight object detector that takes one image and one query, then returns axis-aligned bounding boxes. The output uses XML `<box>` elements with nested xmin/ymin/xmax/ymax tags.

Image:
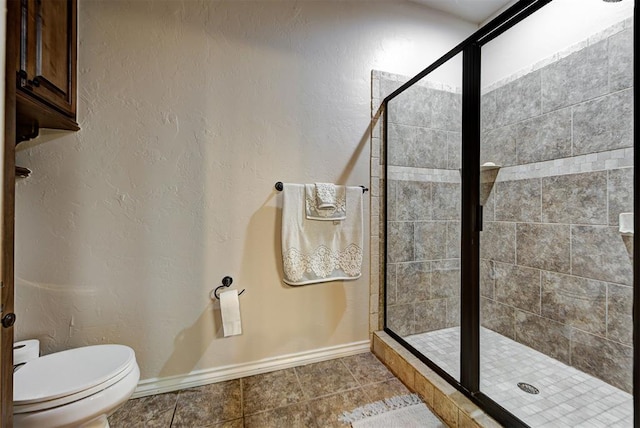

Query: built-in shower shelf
<box><xmin>480</xmin><ymin>162</ymin><xmax>501</xmax><ymax>171</ymax></box>
<box><xmin>480</xmin><ymin>163</ymin><xmax>501</xmax><ymax>205</ymax></box>
<box><xmin>456</xmin><ymin>163</ymin><xmax>502</xmax><ymax>173</ymax></box>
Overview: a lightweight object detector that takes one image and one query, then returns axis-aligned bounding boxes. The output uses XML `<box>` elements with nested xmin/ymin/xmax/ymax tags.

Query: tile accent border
<box><xmin>386</xmin><ymin>148</ymin><xmax>633</xmax><ymax>184</ymax></box>
<box><xmin>496</xmin><ymin>148</ymin><xmax>633</xmax><ymax>182</ymax></box>
<box><xmin>370</xmin><ymin>70</ymin><xmax>384</xmax><ymax>336</ymax></box>
<box><xmin>372</xmin><ymin>331</ymin><xmax>501</xmax><ymax>428</ymax></box>
<box><xmin>374</xmin><ymin>70</ymin><xmax>462</xmax><ymax>94</ymax></box>
<box><xmin>132</xmin><ymin>340</ymin><xmax>370</xmax><ymax>399</ymax></box>
<box><xmin>389</xmin><ymin>166</ymin><xmax>460</xmax><ymax>183</ymax></box>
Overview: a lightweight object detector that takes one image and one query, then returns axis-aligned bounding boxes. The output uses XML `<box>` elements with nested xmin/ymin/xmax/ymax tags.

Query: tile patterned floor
<box><xmin>108</xmin><ymin>352</ymin><xmax>415</xmax><ymax>428</ymax></box>
<box><xmin>405</xmin><ymin>327</ymin><xmax>633</xmax><ymax>427</ymax></box>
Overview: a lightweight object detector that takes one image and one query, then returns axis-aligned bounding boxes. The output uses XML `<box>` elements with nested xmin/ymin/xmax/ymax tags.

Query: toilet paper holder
<box><xmin>213</xmin><ymin>276</ymin><xmax>246</xmax><ymax>300</ymax></box>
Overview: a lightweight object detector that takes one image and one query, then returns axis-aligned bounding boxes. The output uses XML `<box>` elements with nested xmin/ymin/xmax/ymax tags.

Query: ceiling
<box><xmin>411</xmin><ymin>0</ymin><xmax>518</xmax><ymax>24</ymax></box>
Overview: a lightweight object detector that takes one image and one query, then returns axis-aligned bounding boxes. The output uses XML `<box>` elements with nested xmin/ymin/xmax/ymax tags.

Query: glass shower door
<box><xmin>385</xmin><ymin>53</ymin><xmax>463</xmax><ymax>381</ymax></box>
<box><xmin>478</xmin><ymin>1</ymin><xmax>634</xmax><ymax>425</ymax></box>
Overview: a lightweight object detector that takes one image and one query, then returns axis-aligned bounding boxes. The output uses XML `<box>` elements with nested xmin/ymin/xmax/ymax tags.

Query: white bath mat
<box><xmin>339</xmin><ymin>394</ymin><xmax>446</xmax><ymax>428</ymax></box>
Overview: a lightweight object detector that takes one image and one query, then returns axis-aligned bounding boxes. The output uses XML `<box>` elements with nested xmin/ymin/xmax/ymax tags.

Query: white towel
<box><xmin>281</xmin><ymin>183</ymin><xmax>363</xmax><ymax>285</ymax></box>
<box><xmin>315</xmin><ymin>182</ymin><xmax>337</xmax><ymax>209</ymax></box>
<box><xmin>305</xmin><ymin>184</ymin><xmax>347</xmax><ymax>221</ymax></box>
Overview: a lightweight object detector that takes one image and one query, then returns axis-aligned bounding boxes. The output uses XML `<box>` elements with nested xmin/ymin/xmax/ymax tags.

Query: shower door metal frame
<box><xmin>633</xmin><ymin>1</ymin><xmax>638</xmax><ymax>426</ymax></box>
<box><xmin>382</xmin><ymin>0</ymin><xmax>637</xmax><ymax>426</ymax></box>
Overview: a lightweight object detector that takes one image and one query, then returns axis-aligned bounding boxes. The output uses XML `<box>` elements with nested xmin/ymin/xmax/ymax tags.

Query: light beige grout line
<box><xmin>239</xmin><ymin>377</ymin><xmax>245</xmax><ymax>418</ymax></box>
<box><xmin>538</xmin><ymin>67</ymin><xmax>543</xmax><ymax>135</ymax></box>
<box><xmin>569</xmin><ymin>224</ymin><xmax>573</xmax><ymax>276</ymax></box>
<box><xmin>513</xmin><ymin>222</ymin><xmax>517</xmax><ymax>266</ymax></box>
<box><xmin>339</xmin><ymin>355</ymin><xmax>365</xmax><ymax>390</ymax></box>
<box><xmin>538</xmin><ymin>268</ymin><xmax>542</xmax><ymax>317</ymax></box>
<box><xmin>489</xmin><ymin>219</ymin><xmax>613</xmax><ymax>228</ymax></box>
<box><xmin>292</xmin><ymin>365</ymin><xmax>309</xmax><ymax>402</ymax></box>
<box><xmin>289</xmin><ymin>359</ymin><xmax>374</xmax><ymax>405</ymax></box>
<box><xmin>539</xmin><ymin>177</ymin><xmax>543</xmax><ymax>224</ymax></box>
<box><xmin>305</xmin><ymin>384</ymin><xmax>362</xmax><ymax>402</ymax></box>
<box><xmin>606</xmin><ymin>169</ymin><xmax>611</xmax><ymax>227</ymax></box>
<box><xmin>605</xmin><ymin>283</ymin><xmax>610</xmax><ymax>341</ymax></box>
<box><xmin>570</xmin><ymin>103</ymin><xmax>575</xmax><ymax>158</ymax></box>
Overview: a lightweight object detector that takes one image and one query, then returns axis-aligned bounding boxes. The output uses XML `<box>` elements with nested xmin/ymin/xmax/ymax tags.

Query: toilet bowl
<box><xmin>14</xmin><ymin>344</ymin><xmax>140</xmax><ymax>428</ymax></box>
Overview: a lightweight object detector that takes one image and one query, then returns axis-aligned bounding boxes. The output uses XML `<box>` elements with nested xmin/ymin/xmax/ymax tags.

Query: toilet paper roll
<box><xmin>220</xmin><ymin>289</ymin><xmax>242</xmax><ymax>337</ymax></box>
<box><xmin>14</xmin><ymin>339</ymin><xmax>40</xmax><ymax>365</ymax></box>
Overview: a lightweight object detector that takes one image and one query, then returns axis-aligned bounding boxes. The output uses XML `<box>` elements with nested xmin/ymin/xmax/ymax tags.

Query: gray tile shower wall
<box><xmin>380</xmin><ymin>19</ymin><xmax>634</xmax><ymax>394</ymax></box>
<box><xmin>608</xmin><ymin>167</ymin><xmax>634</xmax><ymax>225</ymax></box>
<box><xmin>609</xmin><ymin>28</ymin><xmax>634</xmax><ymax>91</ymax></box>
<box><xmin>385</xmin><ymin>77</ymin><xmax>462</xmax><ymax>337</ymax></box>
<box><xmin>541</xmin><ymin>40</ymin><xmax>609</xmax><ymax>113</ymax></box>
<box><xmin>479</xmin><ymin>23</ymin><xmax>634</xmax><ymax>392</ymax></box>
<box><xmin>481</xmin><ymin>27</ymin><xmax>633</xmax><ymax>164</ymax></box>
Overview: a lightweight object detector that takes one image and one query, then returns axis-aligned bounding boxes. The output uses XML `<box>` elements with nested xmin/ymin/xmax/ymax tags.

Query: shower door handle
<box><xmin>476</xmin><ymin>205</ymin><xmax>483</xmax><ymax>232</ymax></box>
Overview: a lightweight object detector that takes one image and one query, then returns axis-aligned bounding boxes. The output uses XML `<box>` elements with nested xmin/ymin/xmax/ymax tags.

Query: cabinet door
<box><xmin>2</xmin><ymin>1</ymin><xmax>18</xmax><ymax>425</ymax></box>
<box><xmin>18</xmin><ymin>0</ymin><xmax>76</xmax><ymax>118</ymax></box>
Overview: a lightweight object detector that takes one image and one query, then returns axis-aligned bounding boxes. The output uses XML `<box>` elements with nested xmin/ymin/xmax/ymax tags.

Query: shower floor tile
<box><xmin>405</xmin><ymin>327</ymin><xmax>633</xmax><ymax>427</ymax></box>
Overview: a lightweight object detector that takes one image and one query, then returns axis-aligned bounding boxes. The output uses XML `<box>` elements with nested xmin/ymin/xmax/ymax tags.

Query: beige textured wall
<box><xmin>13</xmin><ymin>0</ymin><xmax>474</xmax><ymax>380</ymax></box>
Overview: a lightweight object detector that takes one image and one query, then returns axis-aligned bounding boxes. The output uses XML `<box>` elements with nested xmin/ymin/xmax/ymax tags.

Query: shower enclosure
<box><xmin>381</xmin><ymin>0</ymin><xmax>636</xmax><ymax>426</ymax></box>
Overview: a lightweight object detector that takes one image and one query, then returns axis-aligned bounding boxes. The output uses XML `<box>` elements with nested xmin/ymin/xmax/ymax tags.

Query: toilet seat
<box><xmin>14</xmin><ymin>344</ymin><xmax>136</xmax><ymax>414</ymax></box>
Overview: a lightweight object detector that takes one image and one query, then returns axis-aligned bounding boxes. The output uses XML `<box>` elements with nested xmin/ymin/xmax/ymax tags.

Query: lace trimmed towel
<box><xmin>282</xmin><ymin>183</ymin><xmax>363</xmax><ymax>285</ymax></box>
<box><xmin>315</xmin><ymin>182</ymin><xmax>337</xmax><ymax>209</ymax></box>
<box><xmin>305</xmin><ymin>184</ymin><xmax>346</xmax><ymax>221</ymax></box>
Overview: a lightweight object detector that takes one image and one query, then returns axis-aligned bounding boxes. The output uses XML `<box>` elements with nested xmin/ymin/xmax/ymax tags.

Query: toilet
<box><xmin>13</xmin><ymin>344</ymin><xmax>140</xmax><ymax>428</ymax></box>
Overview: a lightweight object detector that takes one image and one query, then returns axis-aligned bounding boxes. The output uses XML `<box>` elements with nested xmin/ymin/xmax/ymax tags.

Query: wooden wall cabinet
<box><xmin>14</xmin><ymin>0</ymin><xmax>78</xmax><ymax>142</ymax></box>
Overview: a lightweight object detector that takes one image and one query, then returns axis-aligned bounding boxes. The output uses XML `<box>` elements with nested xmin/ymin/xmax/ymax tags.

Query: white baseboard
<box><xmin>132</xmin><ymin>340</ymin><xmax>371</xmax><ymax>398</ymax></box>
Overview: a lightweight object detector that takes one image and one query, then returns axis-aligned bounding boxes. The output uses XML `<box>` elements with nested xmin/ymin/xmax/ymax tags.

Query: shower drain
<box><xmin>517</xmin><ymin>382</ymin><xmax>539</xmax><ymax>394</ymax></box>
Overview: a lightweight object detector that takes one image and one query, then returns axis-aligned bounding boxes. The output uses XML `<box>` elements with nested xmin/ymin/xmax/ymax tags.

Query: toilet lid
<box><xmin>14</xmin><ymin>344</ymin><xmax>136</xmax><ymax>407</ymax></box>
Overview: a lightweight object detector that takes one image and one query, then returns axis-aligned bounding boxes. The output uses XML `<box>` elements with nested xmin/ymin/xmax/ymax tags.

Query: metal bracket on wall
<box><xmin>212</xmin><ymin>276</ymin><xmax>246</xmax><ymax>300</ymax></box>
<box><xmin>16</xmin><ymin>121</ymin><xmax>39</xmax><ymax>144</ymax></box>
